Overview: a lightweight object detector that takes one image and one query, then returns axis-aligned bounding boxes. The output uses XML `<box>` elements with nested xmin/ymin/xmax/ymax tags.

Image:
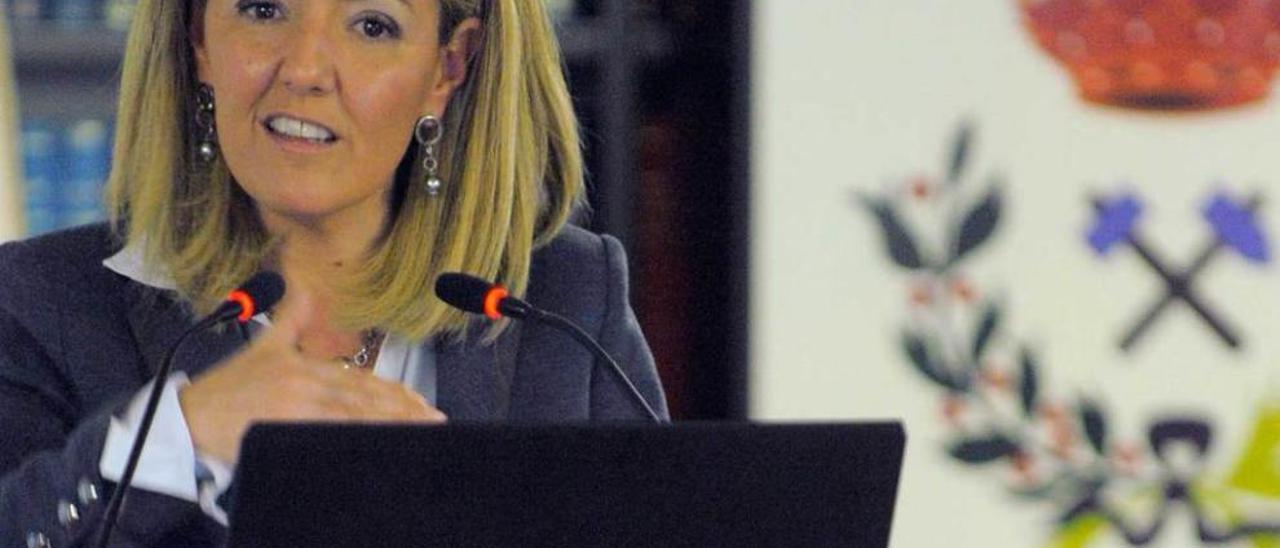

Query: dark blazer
<box><xmin>0</xmin><ymin>223</ymin><xmax>668</xmax><ymax>547</ymax></box>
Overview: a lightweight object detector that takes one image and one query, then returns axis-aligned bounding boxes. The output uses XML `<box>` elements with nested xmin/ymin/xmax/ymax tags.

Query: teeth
<box><xmin>268</xmin><ymin>117</ymin><xmax>335</xmax><ymax>142</ymax></box>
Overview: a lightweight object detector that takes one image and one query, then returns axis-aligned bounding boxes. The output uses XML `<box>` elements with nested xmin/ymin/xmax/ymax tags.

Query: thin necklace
<box><xmin>264</xmin><ymin>312</ymin><xmax>382</xmax><ymax>370</ymax></box>
<box><xmin>342</xmin><ymin>329</ymin><xmax>384</xmax><ymax>370</ymax></box>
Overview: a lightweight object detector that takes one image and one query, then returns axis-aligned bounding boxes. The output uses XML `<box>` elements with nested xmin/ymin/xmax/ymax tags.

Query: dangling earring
<box><xmin>195</xmin><ymin>84</ymin><xmax>219</xmax><ymax>164</ymax></box>
<box><xmin>414</xmin><ymin>114</ymin><xmax>443</xmax><ymax>196</ymax></box>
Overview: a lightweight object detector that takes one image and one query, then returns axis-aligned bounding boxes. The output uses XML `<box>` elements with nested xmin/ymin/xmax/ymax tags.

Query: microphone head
<box><xmin>227</xmin><ymin>272</ymin><xmax>286</xmax><ymax>322</ymax></box>
<box><xmin>435</xmin><ymin>273</ymin><xmax>495</xmax><ymax>315</ymax></box>
<box><xmin>435</xmin><ymin>272</ymin><xmax>512</xmax><ymax>320</ymax></box>
<box><xmin>241</xmin><ymin>272</ymin><xmax>286</xmax><ymax>312</ymax></box>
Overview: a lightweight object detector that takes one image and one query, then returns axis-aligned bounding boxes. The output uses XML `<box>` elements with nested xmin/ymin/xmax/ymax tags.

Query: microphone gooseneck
<box><xmin>434</xmin><ymin>273</ymin><xmax>664</xmax><ymax>423</ymax></box>
<box><xmin>95</xmin><ymin>272</ymin><xmax>286</xmax><ymax>548</ymax></box>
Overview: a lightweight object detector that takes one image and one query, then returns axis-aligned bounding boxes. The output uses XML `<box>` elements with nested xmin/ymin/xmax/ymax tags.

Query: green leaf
<box><xmin>948</xmin><ymin>122</ymin><xmax>974</xmax><ymax>185</ymax></box>
<box><xmin>949</xmin><ymin>185</ymin><xmax>1002</xmax><ymax>265</ymax></box>
<box><xmin>1079</xmin><ymin>399</ymin><xmax>1108</xmax><ymax>455</ymax></box>
<box><xmin>1009</xmin><ymin>482</ymin><xmax>1056</xmax><ymax>501</ymax></box>
<box><xmin>972</xmin><ymin>303</ymin><xmax>1000</xmax><ymax>361</ymax></box>
<box><xmin>1019</xmin><ymin>349</ymin><xmax>1040</xmax><ymax>419</ymax></box>
<box><xmin>1054</xmin><ymin>514</ymin><xmax>1111</xmax><ymax>548</ymax></box>
<box><xmin>902</xmin><ymin>331</ymin><xmax>962</xmax><ymax>391</ymax></box>
<box><xmin>861</xmin><ymin>196</ymin><xmax>927</xmax><ymax>270</ymax></box>
<box><xmin>948</xmin><ymin>433</ymin><xmax>1019</xmax><ymax>464</ymax></box>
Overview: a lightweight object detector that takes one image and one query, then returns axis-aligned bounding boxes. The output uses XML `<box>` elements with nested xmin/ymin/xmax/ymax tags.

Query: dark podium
<box><xmin>227</xmin><ymin>422</ymin><xmax>905</xmax><ymax>547</ymax></box>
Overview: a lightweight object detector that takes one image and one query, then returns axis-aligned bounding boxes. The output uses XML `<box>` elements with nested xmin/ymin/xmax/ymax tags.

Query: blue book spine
<box><xmin>61</xmin><ymin>119</ymin><xmax>112</xmax><ymax>228</ymax></box>
<box><xmin>51</xmin><ymin>0</ymin><xmax>98</xmax><ymax>24</ymax></box>
<box><xmin>20</xmin><ymin>121</ymin><xmax>60</xmax><ymax>236</ymax></box>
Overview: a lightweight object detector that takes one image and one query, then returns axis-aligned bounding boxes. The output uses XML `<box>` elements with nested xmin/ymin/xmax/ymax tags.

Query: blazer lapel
<box><xmin>435</xmin><ymin>320</ymin><xmax>521</xmax><ymax>421</ymax></box>
<box><xmin>122</xmin><ymin>284</ymin><xmax>246</xmax><ymax>381</ymax></box>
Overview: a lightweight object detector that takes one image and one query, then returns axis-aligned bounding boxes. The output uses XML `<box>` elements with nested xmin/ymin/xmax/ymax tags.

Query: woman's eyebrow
<box><xmin>343</xmin><ymin>0</ymin><xmax>415</xmax><ymax>11</ymax></box>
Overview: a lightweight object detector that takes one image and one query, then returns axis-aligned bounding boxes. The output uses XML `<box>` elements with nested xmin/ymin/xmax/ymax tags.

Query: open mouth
<box><xmin>263</xmin><ymin>115</ymin><xmax>339</xmax><ymax>144</ymax></box>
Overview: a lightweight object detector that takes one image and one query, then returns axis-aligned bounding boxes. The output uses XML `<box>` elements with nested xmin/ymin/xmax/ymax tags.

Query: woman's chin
<box><xmin>254</xmin><ymin>198</ymin><xmax>351</xmax><ymax>227</ymax></box>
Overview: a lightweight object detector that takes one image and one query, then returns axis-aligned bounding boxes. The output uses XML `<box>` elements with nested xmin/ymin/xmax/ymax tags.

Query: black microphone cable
<box><xmin>434</xmin><ymin>272</ymin><xmax>665</xmax><ymax>423</ymax></box>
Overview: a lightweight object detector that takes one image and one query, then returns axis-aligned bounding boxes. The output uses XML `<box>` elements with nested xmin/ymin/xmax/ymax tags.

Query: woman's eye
<box><xmin>237</xmin><ymin>1</ymin><xmax>283</xmax><ymax>21</ymax></box>
<box><xmin>356</xmin><ymin>15</ymin><xmax>401</xmax><ymax>40</ymax></box>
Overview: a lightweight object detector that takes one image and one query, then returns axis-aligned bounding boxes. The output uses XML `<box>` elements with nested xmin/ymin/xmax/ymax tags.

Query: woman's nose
<box><xmin>279</xmin><ymin>24</ymin><xmax>336</xmax><ymax>96</ymax></box>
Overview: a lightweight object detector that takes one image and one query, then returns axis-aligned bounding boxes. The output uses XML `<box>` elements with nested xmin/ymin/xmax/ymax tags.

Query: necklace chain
<box><xmin>341</xmin><ymin>330</ymin><xmax>383</xmax><ymax>370</ymax></box>
<box><xmin>264</xmin><ymin>312</ymin><xmax>381</xmax><ymax>370</ymax></box>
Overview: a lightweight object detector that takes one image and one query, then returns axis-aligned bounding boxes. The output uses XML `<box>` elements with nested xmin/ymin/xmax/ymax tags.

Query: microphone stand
<box><xmin>501</xmin><ymin>299</ymin><xmax>664</xmax><ymax>423</ymax></box>
<box><xmin>94</xmin><ymin>304</ymin><xmax>244</xmax><ymax>548</ymax></box>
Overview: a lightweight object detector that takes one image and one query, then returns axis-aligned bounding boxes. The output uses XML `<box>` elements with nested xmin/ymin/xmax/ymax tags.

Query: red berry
<box><xmin>908</xmin><ymin>176</ymin><xmax>932</xmax><ymax>200</ymax></box>
<box><xmin>1050</xmin><ymin>429</ymin><xmax>1076</xmax><ymax>459</ymax></box>
<box><xmin>942</xmin><ymin>396</ymin><xmax>966</xmax><ymax>422</ymax></box>
<box><xmin>1039</xmin><ymin>403</ymin><xmax>1067</xmax><ymax>422</ymax></box>
<box><xmin>1113</xmin><ymin>442</ymin><xmax>1142</xmax><ymax>466</ymax></box>
<box><xmin>982</xmin><ymin>369</ymin><xmax>1011</xmax><ymax>391</ymax></box>
<box><xmin>910</xmin><ymin>283</ymin><xmax>933</xmax><ymax>306</ymax></box>
<box><xmin>1011</xmin><ymin>451</ymin><xmax>1037</xmax><ymax>483</ymax></box>
<box><xmin>951</xmin><ymin>278</ymin><xmax>978</xmax><ymax>303</ymax></box>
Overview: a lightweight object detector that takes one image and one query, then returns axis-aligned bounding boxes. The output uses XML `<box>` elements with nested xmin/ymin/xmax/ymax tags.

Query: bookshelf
<box><xmin>12</xmin><ymin>23</ymin><xmax>125</xmax><ymax>70</ymax></box>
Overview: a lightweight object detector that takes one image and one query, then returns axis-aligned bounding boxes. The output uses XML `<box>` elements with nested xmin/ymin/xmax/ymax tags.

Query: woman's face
<box><xmin>195</xmin><ymin>0</ymin><xmax>473</xmax><ymax>225</ymax></box>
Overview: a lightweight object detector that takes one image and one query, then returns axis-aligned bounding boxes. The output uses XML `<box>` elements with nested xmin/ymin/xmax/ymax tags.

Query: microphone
<box><xmin>218</xmin><ymin>271</ymin><xmax>286</xmax><ymax>324</ymax></box>
<box><xmin>435</xmin><ymin>273</ymin><xmax>664</xmax><ymax>423</ymax></box>
<box><xmin>95</xmin><ymin>272</ymin><xmax>286</xmax><ymax>548</ymax></box>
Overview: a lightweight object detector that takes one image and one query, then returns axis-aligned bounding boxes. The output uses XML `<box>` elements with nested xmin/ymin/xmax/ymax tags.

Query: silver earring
<box><xmin>414</xmin><ymin>115</ymin><xmax>443</xmax><ymax>196</ymax></box>
<box><xmin>196</xmin><ymin>84</ymin><xmax>219</xmax><ymax>164</ymax></box>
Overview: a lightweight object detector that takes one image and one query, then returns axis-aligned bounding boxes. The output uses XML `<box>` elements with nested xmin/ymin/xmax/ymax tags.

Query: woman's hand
<box><xmin>179</xmin><ymin>295</ymin><xmax>445</xmax><ymax>464</ymax></box>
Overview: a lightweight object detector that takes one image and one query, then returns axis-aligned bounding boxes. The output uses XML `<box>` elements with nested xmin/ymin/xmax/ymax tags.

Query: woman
<box><xmin>0</xmin><ymin>1</ymin><xmax>668</xmax><ymax>546</ymax></box>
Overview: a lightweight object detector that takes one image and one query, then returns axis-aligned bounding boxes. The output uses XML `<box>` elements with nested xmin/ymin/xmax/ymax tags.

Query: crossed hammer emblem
<box><xmin>1087</xmin><ymin>192</ymin><xmax>1270</xmax><ymax>352</ymax></box>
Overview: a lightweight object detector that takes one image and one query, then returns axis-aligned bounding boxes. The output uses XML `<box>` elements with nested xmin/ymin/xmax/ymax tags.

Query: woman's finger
<box><xmin>321</xmin><ymin>373</ymin><xmax>445</xmax><ymax>421</ymax></box>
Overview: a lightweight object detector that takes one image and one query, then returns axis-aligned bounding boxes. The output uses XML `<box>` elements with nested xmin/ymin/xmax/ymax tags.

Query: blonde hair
<box><xmin>106</xmin><ymin>0</ymin><xmax>584</xmax><ymax>339</ymax></box>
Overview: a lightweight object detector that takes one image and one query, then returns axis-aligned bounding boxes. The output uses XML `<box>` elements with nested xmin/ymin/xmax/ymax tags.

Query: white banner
<box><xmin>752</xmin><ymin>1</ymin><xmax>1280</xmax><ymax>546</ymax></box>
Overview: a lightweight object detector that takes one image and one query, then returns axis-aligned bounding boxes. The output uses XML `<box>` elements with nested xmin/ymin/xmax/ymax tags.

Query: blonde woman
<box><xmin>0</xmin><ymin>1</ymin><xmax>667</xmax><ymax>546</ymax></box>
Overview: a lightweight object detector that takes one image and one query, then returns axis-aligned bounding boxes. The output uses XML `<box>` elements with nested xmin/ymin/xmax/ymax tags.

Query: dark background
<box><xmin>569</xmin><ymin>0</ymin><xmax>750</xmax><ymax>420</ymax></box>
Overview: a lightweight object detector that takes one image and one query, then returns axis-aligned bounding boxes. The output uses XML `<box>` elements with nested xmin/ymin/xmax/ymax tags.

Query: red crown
<box><xmin>1021</xmin><ymin>0</ymin><xmax>1280</xmax><ymax>110</ymax></box>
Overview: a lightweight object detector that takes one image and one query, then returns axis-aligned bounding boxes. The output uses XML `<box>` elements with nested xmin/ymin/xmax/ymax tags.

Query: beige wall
<box><xmin>753</xmin><ymin>1</ymin><xmax>1280</xmax><ymax>546</ymax></box>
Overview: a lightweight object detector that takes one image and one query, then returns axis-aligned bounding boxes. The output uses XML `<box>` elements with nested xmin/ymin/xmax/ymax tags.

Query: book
<box><xmin>18</xmin><ymin>117</ymin><xmax>112</xmax><ymax>235</ymax></box>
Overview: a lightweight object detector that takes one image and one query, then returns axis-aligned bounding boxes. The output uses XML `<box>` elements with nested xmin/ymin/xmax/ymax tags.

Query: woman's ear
<box><xmin>194</xmin><ymin>46</ymin><xmax>211</xmax><ymax>84</ymax></box>
<box><xmin>192</xmin><ymin>6</ymin><xmax>211</xmax><ymax>83</ymax></box>
<box><xmin>423</xmin><ymin>17</ymin><xmax>484</xmax><ymax>114</ymax></box>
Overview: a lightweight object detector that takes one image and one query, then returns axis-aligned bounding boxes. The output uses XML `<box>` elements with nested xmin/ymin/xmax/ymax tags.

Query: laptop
<box><xmin>227</xmin><ymin>422</ymin><xmax>905</xmax><ymax>547</ymax></box>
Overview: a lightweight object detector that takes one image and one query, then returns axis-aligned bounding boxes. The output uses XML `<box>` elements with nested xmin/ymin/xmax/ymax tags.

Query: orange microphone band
<box><xmin>483</xmin><ymin>286</ymin><xmax>509</xmax><ymax>320</ymax></box>
<box><xmin>227</xmin><ymin>290</ymin><xmax>255</xmax><ymax>323</ymax></box>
